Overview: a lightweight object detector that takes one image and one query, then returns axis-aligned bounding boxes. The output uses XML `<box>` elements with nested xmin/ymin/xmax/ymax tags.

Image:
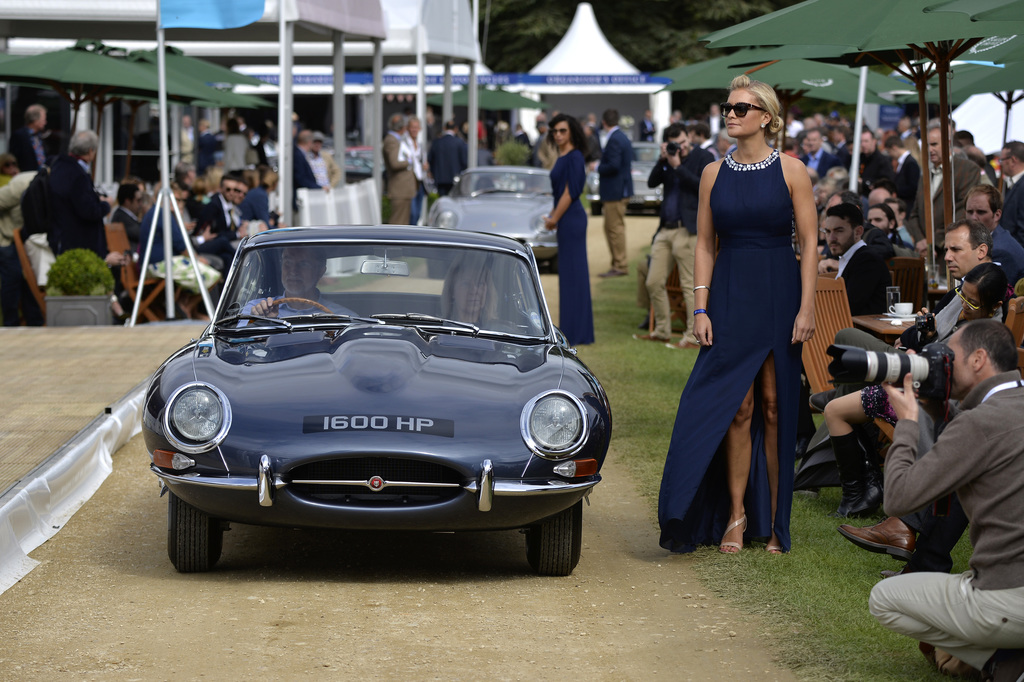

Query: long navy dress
<box><xmin>658</xmin><ymin>149</ymin><xmax>802</xmax><ymax>553</ymax></box>
<box><xmin>550</xmin><ymin>149</ymin><xmax>594</xmax><ymax>346</ymax></box>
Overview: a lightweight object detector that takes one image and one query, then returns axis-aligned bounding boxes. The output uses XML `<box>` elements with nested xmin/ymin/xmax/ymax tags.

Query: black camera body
<box><xmin>665</xmin><ymin>141</ymin><xmax>681</xmax><ymax>156</ymax></box>
<box><xmin>915</xmin><ymin>313</ymin><xmax>936</xmax><ymax>335</ymax></box>
<box><xmin>826</xmin><ymin>342</ymin><xmax>955</xmax><ymax>400</ymax></box>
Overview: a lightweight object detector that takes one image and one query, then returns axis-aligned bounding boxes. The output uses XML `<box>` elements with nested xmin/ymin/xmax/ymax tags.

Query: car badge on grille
<box><xmin>367</xmin><ymin>475</ymin><xmax>385</xmax><ymax>491</ymax></box>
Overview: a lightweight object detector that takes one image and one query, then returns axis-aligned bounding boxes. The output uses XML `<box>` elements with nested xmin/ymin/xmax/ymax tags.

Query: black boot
<box><xmin>830</xmin><ymin>433</ymin><xmax>882</xmax><ymax>517</ymax></box>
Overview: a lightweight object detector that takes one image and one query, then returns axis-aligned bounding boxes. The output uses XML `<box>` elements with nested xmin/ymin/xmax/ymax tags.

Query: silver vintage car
<box><xmin>427</xmin><ymin>166</ymin><xmax>559</xmax><ymax>272</ymax></box>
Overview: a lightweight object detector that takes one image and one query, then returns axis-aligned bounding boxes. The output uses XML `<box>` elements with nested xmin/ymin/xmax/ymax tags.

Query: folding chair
<box><xmin>1004</xmin><ymin>296</ymin><xmax>1024</xmax><ymax>347</ymax></box>
<box><xmin>105</xmin><ymin>222</ymin><xmax>165</xmax><ymax>323</ymax></box>
<box><xmin>12</xmin><ymin>228</ymin><xmax>46</xmax><ymax>319</ymax></box>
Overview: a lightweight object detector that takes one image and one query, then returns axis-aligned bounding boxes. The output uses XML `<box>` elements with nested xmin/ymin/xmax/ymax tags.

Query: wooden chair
<box><xmin>888</xmin><ymin>256</ymin><xmax>926</xmax><ymax>311</ymax></box>
<box><xmin>1017</xmin><ymin>347</ymin><xmax>1024</xmax><ymax>379</ymax></box>
<box><xmin>1004</xmin><ymin>296</ymin><xmax>1024</xmax><ymax>347</ymax></box>
<box><xmin>105</xmin><ymin>222</ymin><xmax>166</xmax><ymax>323</ymax></box>
<box><xmin>12</xmin><ymin>228</ymin><xmax>46</xmax><ymax>319</ymax></box>
<box><xmin>804</xmin><ymin>275</ymin><xmax>895</xmax><ymax>445</ymax></box>
<box><xmin>648</xmin><ymin>264</ymin><xmax>687</xmax><ymax>334</ymax></box>
<box><xmin>803</xmin><ymin>275</ymin><xmax>852</xmax><ymax>396</ymax></box>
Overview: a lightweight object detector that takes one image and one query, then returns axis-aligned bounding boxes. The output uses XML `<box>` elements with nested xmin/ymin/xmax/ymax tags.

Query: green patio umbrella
<box><xmin>426</xmin><ymin>87</ymin><xmax>549</xmax><ymax>111</ymax></box>
<box><xmin>656</xmin><ymin>50</ymin><xmax>904</xmax><ymax>150</ymax></box>
<box><xmin>925</xmin><ymin>0</ymin><xmax>1024</xmax><ymax>20</ymax></box>
<box><xmin>701</xmin><ymin>0</ymin><xmax>1024</xmax><ymax>252</ymax></box>
<box><xmin>129</xmin><ymin>46</ymin><xmax>265</xmax><ymax>88</ymax></box>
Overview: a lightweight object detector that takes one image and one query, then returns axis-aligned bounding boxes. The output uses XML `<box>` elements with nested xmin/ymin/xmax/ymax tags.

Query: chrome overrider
<box><xmin>152</xmin><ymin>457</ymin><xmax>599</xmax><ymax>512</ymax></box>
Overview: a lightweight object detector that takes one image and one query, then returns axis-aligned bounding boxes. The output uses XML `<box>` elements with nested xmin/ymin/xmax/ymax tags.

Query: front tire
<box><xmin>525</xmin><ymin>500</ymin><xmax>583</xmax><ymax>576</ymax></box>
<box><xmin>167</xmin><ymin>492</ymin><xmax>223</xmax><ymax>572</ymax></box>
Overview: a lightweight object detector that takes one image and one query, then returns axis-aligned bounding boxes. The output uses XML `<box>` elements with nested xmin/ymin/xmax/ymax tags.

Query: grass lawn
<box><xmin>572</xmin><ymin>254</ymin><xmax>972</xmax><ymax>681</ymax></box>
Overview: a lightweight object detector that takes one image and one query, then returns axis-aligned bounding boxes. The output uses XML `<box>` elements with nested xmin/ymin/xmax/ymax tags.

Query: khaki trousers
<box><xmin>603</xmin><ymin>199</ymin><xmax>629</xmax><ymax>271</ymax></box>
<box><xmin>870</xmin><ymin>570</ymin><xmax>1024</xmax><ymax>670</ymax></box>
<box><xmin>389</xmin><ymin>197</ymin><xmax>412</xmax><ymax>225</ymax></box>
<box><xmin>646</xmin><ymin>228</ymin><xmax>697</xmax><ymax>339</ymax></box>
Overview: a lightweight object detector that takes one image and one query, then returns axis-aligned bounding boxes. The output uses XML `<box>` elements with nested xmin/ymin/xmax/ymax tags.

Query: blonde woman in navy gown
<box><xmin>658</xmin><ymin>76</ymin><xmax>818</xmax><ymax>554</ymax></box>
<box><xmin>544</xmin><ymin>114</ymin><xmax>594</xmax><ymax>346</ymax></box>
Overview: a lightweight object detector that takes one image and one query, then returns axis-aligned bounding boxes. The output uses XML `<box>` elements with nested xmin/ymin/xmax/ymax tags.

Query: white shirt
<box><xmin>401</xmin><ymin>133</ymin><xmax>424</xmax><ymax>182</ymax></box>
<box><xmin>835</xmin><ymin>239</ymin><xmax>866</xmax><ymax>280</ymax></box>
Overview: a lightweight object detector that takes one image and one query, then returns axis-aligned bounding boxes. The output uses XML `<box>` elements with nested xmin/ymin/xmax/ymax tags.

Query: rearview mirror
<box><xmin>360</xmin><ymin>257</ymin><xmax>409</xmax><ymax>277</ymax></box>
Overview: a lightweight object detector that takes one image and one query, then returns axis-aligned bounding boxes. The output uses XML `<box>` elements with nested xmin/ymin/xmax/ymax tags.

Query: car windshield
<box><xmin>453</xmin><ymin>171</ymin><xmax>551</xmax><ymax>197</ymax></box>
<box><xmin>217</xmin><ymin>243</ymin><xmax>549</xmax><ymax>338</ymax></box>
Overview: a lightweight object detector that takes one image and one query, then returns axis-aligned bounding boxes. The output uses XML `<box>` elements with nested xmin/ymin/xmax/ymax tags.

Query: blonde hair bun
<box><xmin>728</xmin><ymin>75</ymin><xmax>784</xmax><ymax>136</ymax></box>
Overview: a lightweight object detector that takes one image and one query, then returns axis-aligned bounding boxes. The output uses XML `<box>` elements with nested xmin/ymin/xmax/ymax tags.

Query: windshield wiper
<box><xmin>372</xmin><ymin>312</ymin><xmax>480</xmax><ymax>334</ymax></box>
<box><xmin>215</xmin><ymin>314</ymin><xmax>293</xmax><ymax>331</ymax></box>
<box><xmin>470</xmin><ymin>188</ymin><xmax>509</xmax><ymax>197</ymax></box>
<box><xmin>284</xmin><ymin>313</ymin><xmax>383</xmax><ymax>325</ymax></box>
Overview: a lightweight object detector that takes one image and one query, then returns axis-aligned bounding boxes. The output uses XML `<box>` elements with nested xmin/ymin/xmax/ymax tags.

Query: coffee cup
<box><xmin>889</xmin><ymin>302</ymin><xmax>914</xmax><ymax>316</ymax></box>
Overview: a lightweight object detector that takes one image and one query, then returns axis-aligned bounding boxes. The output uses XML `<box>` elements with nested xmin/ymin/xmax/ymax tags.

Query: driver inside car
<box><xmin>242</xmin><ymin>247</ymin><xmax>356</xmax><ymax>318</ymax></box>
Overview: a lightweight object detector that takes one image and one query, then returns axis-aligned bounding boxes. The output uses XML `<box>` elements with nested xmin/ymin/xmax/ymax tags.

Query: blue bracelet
<box><xmin>693</xmin><ymin>308</ymin><xmax>708</xmax><ymax>316</ymax></box>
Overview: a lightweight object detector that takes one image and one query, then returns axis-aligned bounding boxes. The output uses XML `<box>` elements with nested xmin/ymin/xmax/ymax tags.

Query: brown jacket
<box><xmin>905</xmin><ymin>151</ymin><xmax>981</xmax><ymax>247</ymax></box>
<box><xmin>383</xmin><ymin>133</ymin><xmax>416</xmax><ymax>200</ymax></box>
<box><xmin>884</xmin><ymin>371</ymin><xmax>1024</xmax><ymax>590</ymax></box>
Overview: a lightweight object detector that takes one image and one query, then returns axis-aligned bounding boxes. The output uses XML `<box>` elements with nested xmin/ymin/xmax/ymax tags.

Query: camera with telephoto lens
<box><xmin>665</xmin><ymin>141</ymin><xmax>681</xmax><ymax>156</ymax></box>
<box><xmin>915</xmin><ymin>313</ymin><xmax>936</xmax><ymax>336</ymax></box>
<box><xmin>826</xmin><ymin>342</ymin><xmax>955</xmax><ymax>400</ymax></box>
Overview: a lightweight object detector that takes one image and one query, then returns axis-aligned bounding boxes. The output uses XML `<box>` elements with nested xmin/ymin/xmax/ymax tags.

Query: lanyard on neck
<box><xmin>981</xmin><ymin>380</ymin><xmax>1024</xmax><ymax>404</ymax></box>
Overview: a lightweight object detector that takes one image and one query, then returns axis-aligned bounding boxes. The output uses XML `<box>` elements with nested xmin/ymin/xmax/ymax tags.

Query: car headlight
<box><xmin>436</xmin><ymin>210</ymin><xmax>459</xmax><ymax>229</ymax></box>
<box><xmin>521</xmin><ymin>390</ymin><xmax>587</xmax><ymax>459</ymax></box>
<box><xmin>162</xmin><ymin>382</ymin><xmax>232</xmax><ymax>454</ymax></box>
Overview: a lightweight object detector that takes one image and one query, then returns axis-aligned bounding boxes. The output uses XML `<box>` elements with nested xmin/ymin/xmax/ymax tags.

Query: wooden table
<box><xmin>852</xmin><ymin>314</ymin><xmax>914</xmax><ymax>341</ymax></box>
<box><xmin>926</xmin><ymin>284</ymin><xmax>949</xmax><ymax>308</ymax></box>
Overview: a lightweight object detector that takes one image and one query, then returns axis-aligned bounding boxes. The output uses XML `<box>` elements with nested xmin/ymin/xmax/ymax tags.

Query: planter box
<box><xmin>45</xmin><ymin>295</ymin><xmax>112</xmax><ymax>327</ymax></box>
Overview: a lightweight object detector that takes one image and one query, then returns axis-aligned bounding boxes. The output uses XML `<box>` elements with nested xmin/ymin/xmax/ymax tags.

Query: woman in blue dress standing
<box><xmin>544</xmin><ymin>114</ymin><xmax>594</xmax><ymax>346</ymax></box>
<box><xmin>658</xmin><ymin>75</ymin><xmax>818</xmax><ymax>554</ymax></box>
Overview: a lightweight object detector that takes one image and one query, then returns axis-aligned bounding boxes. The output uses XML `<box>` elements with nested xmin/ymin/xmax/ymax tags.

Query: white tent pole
<box><xmin>278</xmin><ymin>1</ymin><xmax>294</xmax><ymax>226</ymax></box>
<box><xmin>156</xmin><ymin>13</ymin><xmax>176</xmax><ymax>318</ymax></box>
<box><xmin>333</xmin><ymin>30</ymin><xmax>346</xmax><ymax>186</ymax></box>
<box><xmin>468</xmin><ymin>61</ymin><xmax>478</xmax><ymax>168</ymax></box>
<box><xmin>443</xmin><ymin>58</ymin><xmax>453</xmax><ymax>126</ymax></box>
<box><xmin>848</xmin><ymin>66</ymin><xmax>868</xmax><ymax>193</ymax></box>
<box><xmin>372</xmin><ymin>39</ymin><xmax>383</xmax><ymax>202</ymax></box>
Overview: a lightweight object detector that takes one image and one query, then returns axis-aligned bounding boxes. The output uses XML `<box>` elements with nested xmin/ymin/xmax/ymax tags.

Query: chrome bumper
<box><xmin>152</xmin><ymin>460</ymin><xmax>598</xmax><ymax>513</ymax></box>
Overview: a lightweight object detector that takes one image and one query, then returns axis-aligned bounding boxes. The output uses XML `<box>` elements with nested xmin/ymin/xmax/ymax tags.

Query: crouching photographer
<box><xmin>859</xmin><ymin>320</ymin><xmax>1024</xmax><ymax>680</ymax></box>
<box><xmin>819</xmin><ymin>262</ymin><xmax>1010</xmax><ymax>518</ymax></box>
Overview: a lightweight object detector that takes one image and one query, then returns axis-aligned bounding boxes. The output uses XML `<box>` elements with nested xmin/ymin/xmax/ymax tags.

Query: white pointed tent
<box><xmin>520</xmin><ymin>3</ymin><xmax>670</xmax><ymax>138</ymax></box>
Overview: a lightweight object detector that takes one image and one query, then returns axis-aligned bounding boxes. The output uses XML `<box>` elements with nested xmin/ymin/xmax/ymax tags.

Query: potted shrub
<box><xmin>494</xmin><ymin>140</ymin><xmax>531</xmax><ymax>166</ymax></box>
<box><xmin>45</xmin><ymin>248</ymin><xmax>115</xmax><ymax>326</ymax></box>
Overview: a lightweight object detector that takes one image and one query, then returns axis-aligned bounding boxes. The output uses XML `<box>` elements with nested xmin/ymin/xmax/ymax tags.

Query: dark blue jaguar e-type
<box><xmin>144</xmin><ymin>226</ymin><xmax>611</xmax><ymax>575</ymax></box>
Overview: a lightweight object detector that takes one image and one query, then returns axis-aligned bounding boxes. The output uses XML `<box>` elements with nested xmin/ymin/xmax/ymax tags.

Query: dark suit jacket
<box><xmin>197</xmin><ymin>132</ymin><xmax>219</xmax><ymax>175</ymax></box>
<box><xmin>861</xmin><ymin>226</ymin><xmax>895</xmax><ymax>261</ymax></box>
<box><xmin>841</xmin><ymin>244</ymin><xmax>892</xmax><ymax>316</ymax></box>
<box><xmin>427</xmin><ymin>133</ymin><xmax>468</xmax><ymax>186</ymax></box>
<box><xmin>1002</xmin><ymin>182</ymin><xmax>1024</xmax><ymax>250</ymax></box>
<box><xmin>47</xmin><ymin>154</ymin><xmax>111</xmax><ymax>257</ymax></box>
<box><xmin>858</xmin><ymin>150</ymin><xmax>896</xmax><ymax>195</ymax></box>
<box><xmin>834</xmin><ymin>141</ymin><xmax>852</xmax><ymax>170</ymax></box>
<box><xmin>801</xmin><ymin>150</ymin><xmax>843</xmax><ymax>178</ymax></box>
<box><xmin>597</xmin><ymin>128</ymin><xmax>633</xmax><ymax>202</ymax></box>
<box><xmin>893</xmin><ymin>153</ymin><xmax>920</xmax><ymax>206</ymax></box>
<box><xmin>9</xmin><ymin>127</ymin><xmax>43</xmax><ymax>172</ymax></box>
<box><xmin>648</xmin><ymin>146</ymin><xmax>713</xmax><ymax>233</ymax></box>
<box><xmin>197</xmin><ymin>194</ymin><xmax>235</xmax><ymax>237</ymax></box>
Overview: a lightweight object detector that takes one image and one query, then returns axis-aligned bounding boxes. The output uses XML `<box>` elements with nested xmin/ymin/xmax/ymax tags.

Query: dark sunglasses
<box><xmin>720</xmin><ymin>102</ymin><xmax>767</xmax><ymax>118</ymax></box>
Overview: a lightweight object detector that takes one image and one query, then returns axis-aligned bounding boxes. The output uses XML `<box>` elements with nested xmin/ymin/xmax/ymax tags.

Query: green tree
<box><xmin>481</xmin><ymin>0</ymin><xmax>802</xmax><ymax>74</ymax></box>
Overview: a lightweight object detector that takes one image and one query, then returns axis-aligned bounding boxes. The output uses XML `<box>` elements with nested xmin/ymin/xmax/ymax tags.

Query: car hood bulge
<box><xmin>176</xmin><ymin>327</ymin><xmax>566</xmax><ymax>457</ymax></box>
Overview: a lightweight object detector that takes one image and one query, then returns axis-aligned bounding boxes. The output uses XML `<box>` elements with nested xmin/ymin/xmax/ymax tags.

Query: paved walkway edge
<box><xmin>0</xmin><ymin>381</ymin><xmax>147</xmax><ymax>595</ymax></box>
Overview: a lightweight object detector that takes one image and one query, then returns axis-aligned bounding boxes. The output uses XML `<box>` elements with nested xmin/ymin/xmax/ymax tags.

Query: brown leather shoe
<box><xmin>837</xmin><ymin>516</ymin><xmax>916</xmax><ymax>561</ymax></box>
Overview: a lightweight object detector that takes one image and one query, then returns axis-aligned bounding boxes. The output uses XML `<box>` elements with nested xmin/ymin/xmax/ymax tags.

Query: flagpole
<box><xmin>156</xmin><ymin>3</ymin><xmax>177</xmax><ymax>319</ymax></box>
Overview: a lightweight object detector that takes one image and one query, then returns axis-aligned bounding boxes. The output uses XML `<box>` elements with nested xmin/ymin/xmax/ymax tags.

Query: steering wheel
<box><xmin>274</xmin><ymin>297</ymin><xmax>332</xmax><ymax>314</ymax></box>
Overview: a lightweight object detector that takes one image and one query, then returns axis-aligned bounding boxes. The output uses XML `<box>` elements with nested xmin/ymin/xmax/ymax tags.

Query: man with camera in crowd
<box><xmin>633</xmin><ymin>123</ymin><xmax>713</xmax><ymax>348</ymax></box>
<box><xmin>867</xmin><ymin>319</ymin><xmax>1024</xmax><ymax>680</ymax></box>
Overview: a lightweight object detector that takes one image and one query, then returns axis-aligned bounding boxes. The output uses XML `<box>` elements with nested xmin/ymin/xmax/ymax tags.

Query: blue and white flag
<box><xmin>161</xmin><ymin>0</ymin><xmax>265</xmax><ymax>30</ymax></box>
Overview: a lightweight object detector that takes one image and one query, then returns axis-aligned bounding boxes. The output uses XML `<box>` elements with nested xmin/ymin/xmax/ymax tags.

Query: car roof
<box><xmin>243</xmin><ymin>225</ymin><xmax>534</xmax><ymax>256</ymax></box>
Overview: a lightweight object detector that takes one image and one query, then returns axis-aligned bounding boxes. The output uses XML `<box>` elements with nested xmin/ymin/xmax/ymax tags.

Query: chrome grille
<box><xmin>288</xmin><ymin>457</ymin><xmax>464</xmax><ymax>507</ymax></box>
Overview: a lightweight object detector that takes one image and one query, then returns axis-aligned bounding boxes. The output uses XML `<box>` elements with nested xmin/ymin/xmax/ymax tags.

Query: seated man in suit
<box><xmin>818</xmin><ymin>202</ymin><xmax>892</xmax><ymax>316</ymax></box>
<box><xmin>195</xmin><ymin>172</ymin><xmax>249</xmax><ymax>276</ymax></box>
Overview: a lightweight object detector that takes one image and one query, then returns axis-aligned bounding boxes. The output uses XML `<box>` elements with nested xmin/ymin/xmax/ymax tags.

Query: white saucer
<box><xmin>884</xmin><ymin>312</ymin><xmax>916</xmax><ymax>321</ymax></box>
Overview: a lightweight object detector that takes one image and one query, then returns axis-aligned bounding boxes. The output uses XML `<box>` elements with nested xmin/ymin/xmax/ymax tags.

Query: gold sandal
<box><xmin>719</xmin><ymin>515</ymin><xmax>746</xmax><ymax>554</ymax></box>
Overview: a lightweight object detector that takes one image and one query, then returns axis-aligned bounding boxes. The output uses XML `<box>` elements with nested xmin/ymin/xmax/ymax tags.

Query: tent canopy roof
<box><xmin>529</xmin><ymin>2</ymin><xmax>637</xmax><ymax>75</ymax></box>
